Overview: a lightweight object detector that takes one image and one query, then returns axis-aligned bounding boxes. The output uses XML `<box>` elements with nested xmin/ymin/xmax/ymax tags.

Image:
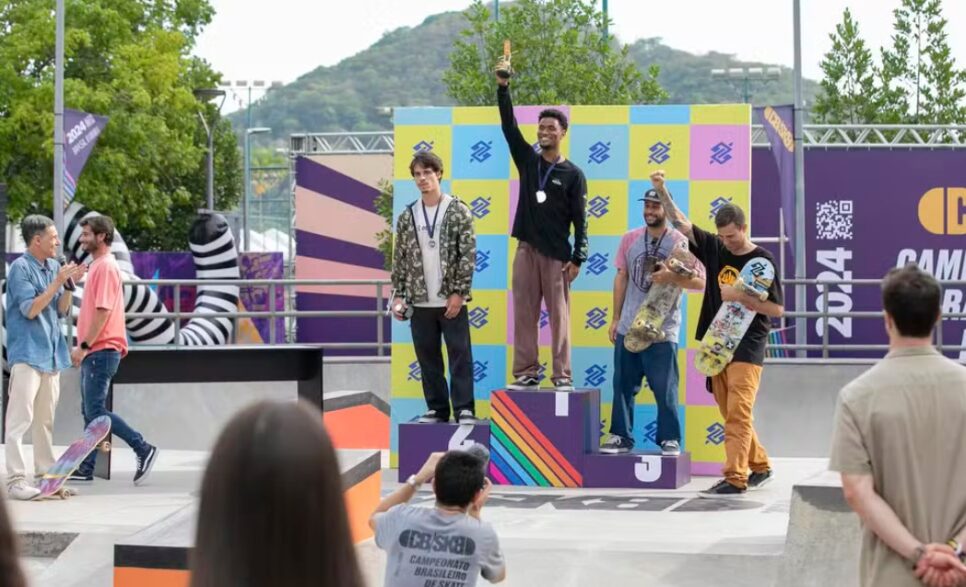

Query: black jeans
<box><xmin>410</xmin><ymin>306</ymin><xmax>474</xmax><ymax>420</ymax></box>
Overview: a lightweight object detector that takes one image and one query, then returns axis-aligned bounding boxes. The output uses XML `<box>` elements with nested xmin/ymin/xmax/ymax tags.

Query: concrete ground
<box><xmin>2</xmin><ymin>446</ymin><xmax>830</xmax><ymax>587</ymax></box>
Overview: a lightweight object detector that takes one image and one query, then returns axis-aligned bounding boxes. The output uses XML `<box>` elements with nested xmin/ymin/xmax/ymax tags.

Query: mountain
<box><xmin>234</xmin><ymin>10</ymin><xmax>820</xmax><ymax>139</ymax></box>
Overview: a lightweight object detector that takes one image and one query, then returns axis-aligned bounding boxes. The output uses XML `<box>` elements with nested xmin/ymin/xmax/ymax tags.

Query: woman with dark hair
<box><xmin>190</xmin><ymin>400</ymin><xmax>364</xmax><ymax>587</ymax></box>
<box><xmin>0</xmin><ymin>495</ymin><xmax>27</xmax><ymax>587</ymax></box>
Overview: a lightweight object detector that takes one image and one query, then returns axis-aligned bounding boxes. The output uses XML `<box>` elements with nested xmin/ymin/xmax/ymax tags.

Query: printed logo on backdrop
<box><xmin>705</xmin><ymin>422</ymin><xmax>726</xmax><ymax>445</ymax></box>
<box><xmin>585</xmin><ymin>253</ymin><xmax>610</xmax><ymax>276</ymax></box>
<box><xmin>588</xmin><ymin>195</ymin><xmax>610</xmax><ymax>219</ymax></box>
<box><xmin>539</xmin><ymin>309</ymin><xmax>550</xmax><ymax>329</ymax></box>
<box><xmin>473</xmin><ymin>360</ymin><xmax>489</xmax><ymax>383</ymax></box>
<box><xmin>588</xmin><ymin>141</ymin><xmax>612</xmax><ymax>165</ymax></box>
<box><xmin>816</xmin><ymin>200</ymin><xmax>854</xmax><ymax>240</ymax></box>
<box><xmin>407</xmin><ymin>361</ymin><xmax>422</xmax><ymax>382</ymax></box>
<box><xmin>475</xmin><ymin>250</ymin><xmax>491</xmax><ymax>273</ymax></box>
<box><xmin>644</xmin><ymin>421</ymin><xmax>658</xmax><ymax>445</ymax></box>
<box><xmin>470</xmin><ymin>140</ymin><xmax>493</xmax><ymax>163</ymax></box>
<box><xmin>537</xmin><ymin>362</ymin><xmax>548</xmax><ymax>382</ymax></box>
<box><xmin>585</xmin><ymin>307</ymin><xmax>608</xmax><ymax>330</ymax></box>
<box><xmin>710</xmin><ymin>141</ymin><xmax>734</xmax><ymax>165</ymax></box>
<box><xmin>918</xmin><ymin>187</ymin><xmax>966</xmax><ymax>236</ymax></box>
<box><xmin>470</xmin><ymin>196</ymin><xmax>492</xmax><ymax>219</ymax></box>
<box><xmin>583</xmin><ymin>364</ymin><xmax>608</xmax><ymax>387</ymax></box>
<box><xmin>648</xmin><ymin>141</ymin><xmax>671</xmax><ymax>165</ymax></box>
<box><xmin>468</xmin><ymin>307</ymin><xmax>490</xmax><ymax>329</ymax></box>
<box><xmin>412</xmin><ymin>140</ymin><xmax>434</xmax><ymax>153</ymax></box>
<box><xmin>709</xmin><ymin>196</ymin><xmax>733</xmax><ymax>220</ymax></box>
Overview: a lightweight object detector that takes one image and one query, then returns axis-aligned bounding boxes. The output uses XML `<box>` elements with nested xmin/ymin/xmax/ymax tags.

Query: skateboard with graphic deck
<box><xmin>694</xmin><ymin>257</ymin><xmax>775</xmax><ymax>377</ymax></box>
<box><xmin>624</xmin><ymin>247</ymin><xmax>698</xmax><ymax>353</ymax></box>
<box><xmin>35</xmin><ymin>416</ymin><xmax>111</xmax><ymax>500</ymax></box>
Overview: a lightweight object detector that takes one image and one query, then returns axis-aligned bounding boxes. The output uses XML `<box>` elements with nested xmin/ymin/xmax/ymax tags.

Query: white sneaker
<box><xmin>8</xmin><ymin>480</ymin><xmax>40</xmax><ymax>501</ymax></box>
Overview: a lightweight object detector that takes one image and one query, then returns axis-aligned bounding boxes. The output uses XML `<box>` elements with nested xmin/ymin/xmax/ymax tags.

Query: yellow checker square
<box><xmin>629</xmin><ymin>125</ymin><xmax>691</xmax><ymax>180</ymax></box>
<box><xmin>453</xmin><ymin>107</ymin><xmax>501</xmax><ymax>125</ymax></box>
<box><xmin>390</xmin><ymin>343</ymin><xmax>425</xmax><ymax>399</ymax></box>
<box><xmin>504</xmin><ymin>345</ymin><xmax>553</xmax><ymax>384</ymax></box>
<box><xmin>690</xmin><ymin>104</ymin><xmax>750</xmax><ymax>126</ymax></box>
<box><xmin>686</xmin><ymin>292</ymin><xmax>705</xmax><ymax>349</ymax></box>
<box><xmin>569</xmin><ymin>105</ymin><xmax>630</xmax><ymax>125</ymax></box>
<box><xmin>394</xmin><ymin>125</ymin><xmax>452</xmax><ymax>180</ymax></box>
<box><xmin>634</xmin><ymin>379</ymin><xmax>655</xmax><ymax>405</ymax></box>
<box><xmin>685</xmin><ymin>405</ymin><xmax>727</xmax><ymax>464</ymax></box>
<box><xmin>689</xmin><ymin>181</ymin><xmax>751</xmax><ymax>234</ymax></box>
<box><xmin>510</xmin><ymin>124</ymin><xmax>571</xmax><ymax>179</ymax></box>
<box><xmin>468</xmin><ymin>290</ymin><xmax>508</xmax><ymax>345</ymax></box>
<box><xmin>586</xmin><ymin>180</ymin><xmax>629</xmax><ymax>236</ymax></box>
<box><xmin>569</xmin><ymin>291</ymin><xmax>613</xmax><ymax>348</ymax></box>
<box><xmin>450</xmin><ymin>180</ymin><xmax>511</xmax><ymax>235</ymax></box>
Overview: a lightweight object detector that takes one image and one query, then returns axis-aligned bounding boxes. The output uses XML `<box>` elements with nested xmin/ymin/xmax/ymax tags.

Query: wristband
<box><xmin>405</xmin><ymin>474</ymin><xmax>421</xmax><ymax>490</ymax></box>
<box><xmin>947</xmin><ymin>539</ymin><xmax>965</xmax><ymax>562</ymax></box>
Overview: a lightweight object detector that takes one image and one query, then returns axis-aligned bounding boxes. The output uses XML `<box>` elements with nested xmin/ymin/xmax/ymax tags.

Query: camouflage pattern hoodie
<box><xmin>391</xmin><ymin>196</ymin><xmax>476</xmax><ymax>304</ymax></box>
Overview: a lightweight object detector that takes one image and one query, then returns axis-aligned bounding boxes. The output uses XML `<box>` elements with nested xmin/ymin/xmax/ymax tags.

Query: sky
<box><xmin>193</xmin><ymin>0</ymin><xmax>966</xmax><ymax>113</ymax></box>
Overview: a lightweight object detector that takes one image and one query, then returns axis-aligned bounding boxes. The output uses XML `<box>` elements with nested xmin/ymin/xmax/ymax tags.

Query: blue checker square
<box><xmin>572</xmin><ymin>346</ymin><xmax>616</xmax><ymax>404</ymax></box>
<box><xmin>451</xmin><ymin>126</ymin><xmax>511</xmax><ymax>179</ymax></box>
<box><xmin>630</xmin><ymin>105</ymin><xmax>691</xmax><ymax>125</ymax></box>
<box><xmin>391</xmin><ymin>316</ymin><xmax>412</xmax><ymax>344</ymax></box>
<box><xmin>473</xmin><ymin>235</ymin><xmax>509</xmax><ymax>290</ymax></box>
<box><xmin>470</xmin><ymin>344</ymin><xmax>506</xmax><ymax>401</ymax></box>
<box><xmin>392</xmin><ymin>180</ymin><xmax>453</xmax><ymax>221</ymax></box>
<box><xmin>572</xmin><ymin>235</ymin><xmax>622</xmax><ymax>292</ymax></box>
<box><xmin>390</xmin><ymin>398</ymin><xmax>428</xmax><ymax>454</ymax></box>
<box><xmin>569</xmin><ymin>125</ymin><xmax>629</xmax><ymax>180</ymax></box>
<box><xmin>627</xmin><ymin>180</ymin><xmax>689</xmax><ymax>231</ymax></box>
<box><xmin>678</xmin><ymin>295</ymin><xmax>689</xmax><ymax>348</ymax></box>
<box><xmin>631</xmin><ymin>405</ymin><xmax>687</xmax><ymax>451</ymax></box>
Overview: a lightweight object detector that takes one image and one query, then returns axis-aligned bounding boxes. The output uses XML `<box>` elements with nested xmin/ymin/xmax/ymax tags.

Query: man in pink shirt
<box><xmin>69</xmin><ymin>215</ymin><xmax>157</xmax><ymax>485</ymax></box>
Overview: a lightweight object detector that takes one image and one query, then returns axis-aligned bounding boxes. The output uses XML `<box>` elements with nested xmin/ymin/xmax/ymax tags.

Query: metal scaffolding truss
<box><xmin>289</xmin><ymin>124</ymin><xmax>966</xmax><ymax>155</ymax></box>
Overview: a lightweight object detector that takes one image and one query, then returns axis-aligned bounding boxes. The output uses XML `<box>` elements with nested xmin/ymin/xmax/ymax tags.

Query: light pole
<box><xmin>243</xmin><ymin>127</ymin><xmax>271</xmax><ymax>251</ymax></box>
<box><xmin>192</xmin><ymin>88</ymin><xmax>226</xmax><ymax>212</ymax></box>
<box><xmin>710</xmin><ymin>67</ymin><xmax>782</xmax><ymax>103</ymax></box>
<box><xmin>219</xmin><ymin>80</ymin><xmax>283</xmax><ymax>131</ymax></box>
<box><xmin>53</xmin><ymin>0</ymin><xmax>65</xmax><ymax>251</ymax></box>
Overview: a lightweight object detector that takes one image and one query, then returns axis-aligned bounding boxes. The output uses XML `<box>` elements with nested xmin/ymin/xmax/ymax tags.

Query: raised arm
<box><xmin>650</xmin><ymin>170</ymin><xmax>695</xmax><ymax>245</ymax></box>
<box><xmin>496</xmin><ymin>78</ymin><xmax>532</xmax><ymax>167</ymax></box>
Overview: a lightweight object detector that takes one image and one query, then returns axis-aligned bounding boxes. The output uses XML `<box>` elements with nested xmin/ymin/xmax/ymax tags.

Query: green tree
<box><xmin>813</xmin><ymin>8</ymin><xmax>879</xmax><ymax>124</ymax></box>
<box><xmin>0</xmin><ymin>0</ymin><xmax>242</xmax><ymax>251</ymax></box>
<box><xmin>879</xmin><ymin>0</ymin><xmax>965</xmax><ymax>123</ymax></box>
<box><xmin>443</xmin><ymin>0</ymin><xmax>667</xmax><ymax>106</ymax></box>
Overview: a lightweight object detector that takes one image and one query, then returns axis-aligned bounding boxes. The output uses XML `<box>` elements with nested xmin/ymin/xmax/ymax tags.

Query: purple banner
<box><xmin>63</xmin><ymin>109</ymin><xmax>109</xmax><ymax>204</ymax></box>
<box><xmin>804</xmin><ymin>150</ymin><xmax>966</xmax><ymax>360</ymax></box>
<box><xmin>755</xmin><ymin>105</ymin><xmax>796</xmax><ymax>267</ymax></box>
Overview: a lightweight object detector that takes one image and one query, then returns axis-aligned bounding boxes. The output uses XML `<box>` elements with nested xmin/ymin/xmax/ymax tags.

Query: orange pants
<box><xmin>711</xmin><ymin>362</ymin><xmax>770</xmax><ymax>489</ymax></box>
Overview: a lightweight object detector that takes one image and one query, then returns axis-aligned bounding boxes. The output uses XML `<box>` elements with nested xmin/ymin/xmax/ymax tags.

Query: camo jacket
<box><xmin>391</xmin><ymin>196</ymin><xmax>476</xmax><ymax>304</ymax></box>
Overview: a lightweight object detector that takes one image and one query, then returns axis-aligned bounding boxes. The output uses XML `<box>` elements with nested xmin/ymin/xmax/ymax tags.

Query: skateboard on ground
<box><xmin>694</xmin><ymin>257</ymin><xmax>775</xmax><ymax>377</ymax></box>
<box><xmin>624</xmin><ymin>247</ymin><xmax>698</xmax><ymax>353</ymax></box>
<box><xmin>35</xmin><ymin>416</ymin><xmax>111</xmax><ymax>500</ymax></box>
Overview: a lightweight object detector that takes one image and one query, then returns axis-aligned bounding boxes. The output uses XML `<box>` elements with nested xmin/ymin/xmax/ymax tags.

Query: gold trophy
<box><xmin>495</xmin><ymin>39</ymin><xmax>513</xmax><ymax>79</ymax></box>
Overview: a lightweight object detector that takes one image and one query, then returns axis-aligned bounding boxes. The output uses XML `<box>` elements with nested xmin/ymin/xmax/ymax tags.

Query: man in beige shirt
<box><xmin>830</xmin><ymin>265</ymin><xmax>966</xmax><ymax>586</ymax></box>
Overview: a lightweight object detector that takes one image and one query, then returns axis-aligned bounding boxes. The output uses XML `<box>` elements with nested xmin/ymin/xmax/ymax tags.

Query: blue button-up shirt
<box><xmin>6</xmin><ymin>253</ymin><xmax>71</xmax><ymax>373</ymax></box>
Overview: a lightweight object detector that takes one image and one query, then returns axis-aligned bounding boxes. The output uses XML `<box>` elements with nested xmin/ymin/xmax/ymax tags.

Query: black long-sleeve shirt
<box><xmin>497</xmin><ymin>85</ymin><xmax>588</xmax><ymax>265</ymax></box>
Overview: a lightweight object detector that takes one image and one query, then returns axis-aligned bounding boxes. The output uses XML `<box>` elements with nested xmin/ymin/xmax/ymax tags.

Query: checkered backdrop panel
<box><xmin>390</xmin><ymin>104</ymin><xmax>751</xmax><ymax>475</ymax></box>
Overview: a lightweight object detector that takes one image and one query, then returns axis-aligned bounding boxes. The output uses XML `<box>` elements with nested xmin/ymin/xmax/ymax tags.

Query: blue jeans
<box><xmin>78</xmin><ymin>350</ymin><xmax>147</xmax><ymax>475</ymax></box>
<box><xmin>610</xmin><ymin>337</ymin><xmax>681</xmax><ymax>446</ymax></box>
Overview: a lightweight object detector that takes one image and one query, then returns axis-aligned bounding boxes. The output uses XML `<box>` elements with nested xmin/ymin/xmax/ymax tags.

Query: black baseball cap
<box><xmin>639</xmin><ymin>188</ymin><xmax>671</xmax><ymax>203</ymax></box>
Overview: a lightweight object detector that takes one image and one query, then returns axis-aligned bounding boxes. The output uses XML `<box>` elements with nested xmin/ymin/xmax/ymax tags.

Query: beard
<box><xmin>645</xmin><ymin>215</ymin><xmax>666</xmax><ymax>228</ymax></box>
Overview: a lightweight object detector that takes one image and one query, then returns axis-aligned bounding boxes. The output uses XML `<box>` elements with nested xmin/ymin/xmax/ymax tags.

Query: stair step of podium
<box><xmin>583</xmin><ymin>452</ymin><xmax>692</xmax><ymax>489</ymax></box>
<box><xmin>397</xmin><ymin>422</ymin><xmax>490</xmax><ymax>480</ymax></box>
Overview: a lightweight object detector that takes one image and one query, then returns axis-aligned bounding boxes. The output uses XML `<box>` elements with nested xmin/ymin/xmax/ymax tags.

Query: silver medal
<box><xmin>536</xmin><ymin>190</ymin><xmax>547</xmax><ymax>203</ymax></box>
<box><xmin>428</xmin><ymin>239</ymin><xmax>436</xmax><ymax>249</ymax></box>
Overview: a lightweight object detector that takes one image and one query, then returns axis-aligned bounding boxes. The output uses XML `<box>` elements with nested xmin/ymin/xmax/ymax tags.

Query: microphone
<box><xmin>57</xmin><ymin>255</ymin><xmax>76</xmax><ymax>291</ymax></box>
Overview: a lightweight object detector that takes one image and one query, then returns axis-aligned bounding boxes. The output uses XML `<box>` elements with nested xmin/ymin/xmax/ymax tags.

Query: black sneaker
<box><xmin>457</xmin><ymin>410</ymin><xmax>478</xmax><ymax>425</ymax></box>
<box><xmin>507</xmin><ymin>376</ymin><xmax>540</xmax><ymax>390</ymax></box>
<box><xmin>600</xmin><ymin>434</ymin><xmax>634</xmax><ymax>454</ymax></box>
<box><xmin>698</xmin><ymin>479</ymin><xmax>746</xmax><ymax>499</ymax></box>
<box><xmin>748</xmin><ymin>469</ymin><xmax>774</xmax><ymax>490</ymax></box>
<box><xmin>134</xmin><ymin>444</ymin><xmax>158</xmax><ymax>486</ymax></box>
<box><xmin>67</xmin><ymin>471</ymin><xmax>94</xmax><ymax>483</ymax></box>
<box><xmin>417</xmin><ymin>410</ymin><xmax>447</xmax><ymax>424</ymax></box>
<box><xmin>551</xmin><ymin>377</ymin><xmax>575</xmax><ymax>391</ymax></box>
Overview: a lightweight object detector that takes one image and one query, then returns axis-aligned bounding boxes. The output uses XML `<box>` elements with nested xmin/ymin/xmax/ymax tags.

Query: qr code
<box><xmin>816</xmin><ymin>200</ymin><xmax>854</xmax><ymax>240</ymax></box>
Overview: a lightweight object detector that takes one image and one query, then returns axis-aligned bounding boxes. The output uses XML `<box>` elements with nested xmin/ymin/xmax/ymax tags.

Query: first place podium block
<box><xmin>398</xmin><ymin>422</ymin><xmax>491</xmax><ymax>480</ymax></box>
<box><xmin>583</xmin><ymin>451</ymin><xmax>691</xmax><ymax>489</ymax></box>
<box><xmin>488</xmin><ymin>389</ymin><xmax>600</xmax><ymax>488</ymax></box>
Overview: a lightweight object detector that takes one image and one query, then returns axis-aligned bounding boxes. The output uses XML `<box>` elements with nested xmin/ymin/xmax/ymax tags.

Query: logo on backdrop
<box><xmin>585</xmin><ymin>253</ymin><xmax>609</xmax><ymax>276</ymax></box>
<box><xmin>705</xmin><ymin>422</ymin><xmax>726</xmax><ymax>445</ymax></box>
<box><xmin>584</xmin><ymin>364</ymin><xmax>607</xmax><ymax>387</ymax></box>
<box><xmin>588</xmin><ymin>195</ymin><xmax>610</xmax><ymax>219</ymax></box>
<box><xmin>585</xmin><ymin>307</ymin><xmax>608</xmax><ymax>330</ymax></box>
<box><xmin>710</xmin><ymin>141</ymin><xmax>734</xmax><ymax>165</ymax></box>
<box><xmin>468</xmin><ymin>307</ymin><xmax>490</xmax><ymax>329</ymax></box>
<box><xmin>588</xmin><ymin>141</ymin><xmax>612</xmax><ymax>165</ymax></box>
<box><xmin>407</xmin><ymin>361</ymin><xmax>422</xmax><ymax>382</ymax></box>
<box><xmin>412</xmin><ymin>140</ymin><xmax>434</xmax><ymax>153</ymax></box>
<box><xmin>475</xmin><ymin>250</ymin><xmax>491</xmax><ymax>273</ymax></box>
<box><xmin>470</xmin><ymin>196</ymin><xmax>492</xmax><ymax>219</ymax></box>
<box><xmin>473</xmin><ymin>360</ymin><xmax>489</xmax><ymax>383</ymax></box>
<box><xmin>470</xmin><ymin>140</ymin><xmax>493</xmax><ymax>163</ymax></box>
<box><xmin>918</xmin><ymin>187</ymin><xmax>966</xmax><ymax>235</ymax></box>
<box><xmin>648</xmin><ymin>141</ymin><xmax>671</xmax><ymax>165</ymax></box>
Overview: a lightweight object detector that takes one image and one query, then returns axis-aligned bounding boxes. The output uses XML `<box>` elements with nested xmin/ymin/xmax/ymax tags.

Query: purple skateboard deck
<box><xmin>36</xmin><ymin>416</ymin><xmax>111</xmax><ymax>499</ymax></box>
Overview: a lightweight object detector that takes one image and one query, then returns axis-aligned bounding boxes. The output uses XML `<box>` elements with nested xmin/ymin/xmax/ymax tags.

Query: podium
<box><xmin>398</xmin><ymin>388</ymin><xmax>691</xmax><ymax>490</ymax></box>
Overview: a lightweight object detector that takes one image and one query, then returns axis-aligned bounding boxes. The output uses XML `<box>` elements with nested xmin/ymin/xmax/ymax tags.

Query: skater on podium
<box><xmin>601</xmin><ymin>187</ymin><xmax>705</xmax><ymax>456</ymax></box>
<box><xmin>651</xmin><ymin>171</ymin><xmax>783</xmax><ymax>498</ymax></box>
<box><xmin>391</xmin><ymin>152</ymin><xmax>478</xmax><ymax>425</ymax></box>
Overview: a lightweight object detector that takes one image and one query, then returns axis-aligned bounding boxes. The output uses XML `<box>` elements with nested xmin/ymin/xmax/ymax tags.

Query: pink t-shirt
<box><xmin>77</xmin><ymin>254</ymin><xmax>128</xmax><ymax>356</ymax></box>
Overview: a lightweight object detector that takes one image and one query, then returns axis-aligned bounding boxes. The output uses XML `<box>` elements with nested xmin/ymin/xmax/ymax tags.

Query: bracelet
<box><xmin>911</xmin><ymin>545</ymin><xmax>926</xmax><ymax>570</ymax></box>
<box><xmin>947</xmin><ymin>539</ymin><xmax>965</xmax><ymax>562</ymax></box>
